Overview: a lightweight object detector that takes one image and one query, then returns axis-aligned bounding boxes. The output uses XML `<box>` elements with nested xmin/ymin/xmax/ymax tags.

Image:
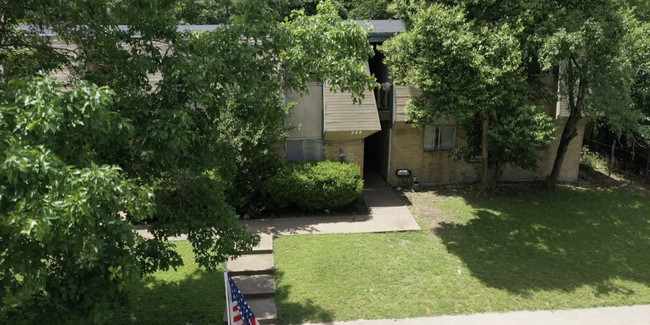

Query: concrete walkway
<box><xmin>305</xmin><ymin>305</ymin><xmax>650</xmax><ymax>325</ymax></box>
<box><xmin>222</xmin><ymin>174</ymin><xmax>419</xmax><ymax>323</ymax></box>
<box><xmin>243</xmin><ymin>173</ymin><xmax>421</xmax><ymax>235</ymax></box>
<box><xmin>135</xmin><ymin>173</ymin><xmax>420</xmax><ymax>240</ymax></box>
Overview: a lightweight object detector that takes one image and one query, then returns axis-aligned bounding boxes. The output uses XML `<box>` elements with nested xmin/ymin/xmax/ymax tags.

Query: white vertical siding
<box><xmin>285</xmin><ymin>83</ymin><xmax>323</xmax><ymax>138</ymax></box>
<box><xmin>394</xmin><ymin>84</ymin><xmax>420</xmax><ymax>122</ymax></box>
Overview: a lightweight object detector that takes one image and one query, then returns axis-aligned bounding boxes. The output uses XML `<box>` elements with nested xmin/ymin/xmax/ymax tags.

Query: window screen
<box><xmin>438</xmin><ymin>126</ymin><xmax>455</xmax><ymax>150</ymax></box>
<box><xmin>424</xmin><ymin>125</ymin><xmax>455</xmax><ymax>151</ymax></box>
<box><xmin>286</xmin><ymin>140</ymin><xmax>304</xmax><ymax>162</ymax></box>
<box><xmin>286</xmin><ymin>139</ymin><xmax>323</xmax><ymax>162</ymax></box>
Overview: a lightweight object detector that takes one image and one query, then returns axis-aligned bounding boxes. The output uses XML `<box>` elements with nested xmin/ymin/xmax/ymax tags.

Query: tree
<box><xmin>171</xmin><ymin>0</ymin><xmax>396</xmax><ymax>24</ymax></box>
<box><xmin>0</xmin><ymin>77</ymin><xmax>159</xmax><ymax>322</ymax></box>
<box><xmin>382</xmin><ymin>4</ymin><xmax>554</xmax><ymax>193</ymax></box>
<box><xmin>348</xmin><ymin>0</ymin><xmax>396</xmax><ymax>20</ymax></box>
<box><xmin>623</xmin><ymin>9</ymin><xmax>650</xmax><ymax>142</ymax></box>
<box><xmin>538</xmin><ymin>1</ymin><xmax>643</xmax><ymax>187</ymax></box>
<box><xmin>1</xmin><ymin>0</ymin><xmax>375</xmax><ymax>322</ymax></box>
<box><xmin>388</xmin><ymin>0</ymin><xmax>648</xmax><ymax>187</ymax></box>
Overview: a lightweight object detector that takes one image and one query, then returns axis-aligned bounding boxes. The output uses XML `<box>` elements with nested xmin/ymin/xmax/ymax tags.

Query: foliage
<box><xmin>264</xmin><ymin>161</ymin><xmax>364</xmax><ymax>212</ymax></box>
<box><xmin>0</xmin><ymin>78</ymin><xmax>158</xmax><ymax>323</ymax></box>
<box><xmin>382</xmin><ymin>4</ymin><xmax>554</xmax><ymax>192</ymax></box>
<box><xmin>226</xmin><ymin>154</ymin><xmax>283</xmax><ymax>218</ymax></box>
<box><xmin>158</xmin><ymin>0</ymin><xmax>375</xmax><ymax>217</ymax></box>
<box><xmin>623</xmin><ymin>12</ymin><xmax>650</xmax><ymax>141</ymax></box>
<box><xmin>580</xmin><ymin>146</ymin><xmax>609</xmax><ymax>172</ymax></box>
<box><xmin>1</xmin><ymin>0</ymin><xmax>376</xmax><ymax>322</ymax></box>
<box><xmin>387</xmin><ymin>0</ymin><xmax>649</xmax><ymax>188</ymax></box>
<box><xmin>171</xmin><ymin>0</ymin><xmax>396</xmax><ymax>24</ymax></box>
<box><xmin>348</xmin><ymin>0</ymin><xmax>395</xmax><ymax>20</ymax></box>
<box><xmin>534</xmin><ymin>1</ymin><xmax>646</xmax><ymax>186</ymax></box>
<box><xmin>539</xmin><ymin>5</ymin><xmax>638</xmax><ymax>134</ymax></box>
<box><xmin>455</xmin><ymin>105</ymin><xmax>555</xmax><ymax>172</ymax></box>
<box><xmin>172</xmin><ymin>0</ymin><xmax>238</xmax><ymax>24</ymax></box>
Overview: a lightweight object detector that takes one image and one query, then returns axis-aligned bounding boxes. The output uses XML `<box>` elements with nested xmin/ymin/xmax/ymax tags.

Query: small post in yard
<box><xmin>223</xmin><ymin>262</ymin><xmax>232</xmax><ymax>325</ymax></box>
<box><xmin>609</xmin><ymin>139</ymin><xmax>616</xmax><ymax>178</ymax></box>
<box><xmin>646</xmin><ymin>145</ymin><xmax>650</xmax><ymax>179</ymax></box>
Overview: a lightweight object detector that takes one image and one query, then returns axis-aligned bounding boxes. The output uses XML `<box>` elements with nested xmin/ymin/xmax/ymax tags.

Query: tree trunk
<box><xmin>548</xmin><ymin>62</ymin><xmax>583</xmax><ymax>189</ymax></box>
<box><xmin>608</xmin><ymin>139</ymin><xmax>616</xmax><ymax>177</ymax></box>
<box><xmin>486</xmin><ymin>161</ymin><xmax>502</xmax><ymax>193</ymax></box>
<box><xmin>480</xmin><ymin>113</ymin><xmax>491</xmax><ymax>194</ymax></box>
<box><xmin>645</xmin><ymin>146</ymin><xmax>650</xmax><ymax>179</ymax></box>
<box><xmin>646</xmin><ymin>145</ymin><xmax>650</xmax><ymax>179</ymax></box>
<box><xmin>547</xmin><ymin>113</ymin><xmax>579</xmax><ymax>188</ymax></box>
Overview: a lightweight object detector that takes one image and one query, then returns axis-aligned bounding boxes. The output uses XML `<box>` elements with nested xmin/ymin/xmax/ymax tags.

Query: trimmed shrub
<box><xmin>264</xmin><ymin>161</ymin><xmax>364</xmax><ymax>212</ymax></box>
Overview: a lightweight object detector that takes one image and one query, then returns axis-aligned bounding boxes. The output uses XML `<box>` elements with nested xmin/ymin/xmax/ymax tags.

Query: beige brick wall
<box><xmin>389</xmin><ymin>122</ymin><xmax>476</xmax><ymax>185</ymax></box>
<box><xmin>388</xmin><ymin>118</ymin><xmax>587</xmax><ymax>185</ymax></box>
<box><xmin>501</xmin><ymin>117</ymin><xmax>586</xmax><ymax>182</ymax></box>
<box><xmin>323</xmin><ymin>139</ymin><xmax>365</xmax><ymax>176</ymax></box>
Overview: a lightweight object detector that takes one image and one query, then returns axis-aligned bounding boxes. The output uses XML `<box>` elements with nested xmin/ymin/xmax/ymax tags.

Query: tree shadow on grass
<box><xmin>433</xmin><ymin>185</ymin><xmax>650</xmax><ymax>295</ymax></box>
<box><xmin>274</xmin><ymin>269</ymin><xmax>335</xmax><ymax>325</ymax></box>
<box><xmin>114</xmin><ymin>268</ymin><xmax>225</xmax><ymax>325</ymax></box>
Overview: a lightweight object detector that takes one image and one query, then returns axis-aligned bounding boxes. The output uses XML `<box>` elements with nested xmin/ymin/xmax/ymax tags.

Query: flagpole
<box><xmin>223</xmin><ymin>261</ymin><xmax>232</xmax><ymax>325</ymax></box>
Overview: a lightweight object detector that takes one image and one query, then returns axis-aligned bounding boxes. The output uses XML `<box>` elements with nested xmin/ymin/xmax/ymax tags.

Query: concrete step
<box><xmin>227</xmin><ymin>254</ymin><xmax>274</xmax><ymax>275</ymax></box>
<box><xmin>230</xmin><ymin>274</ymin><xmax>276</xmax><ymax>298</ymax></box>
<box><xmin>223</xmin><ymin>297</ymin><xmax>277</xmax><ymax>324</ymax></box>
<box><xmin>248</xmin><ymin>233</ymin><xmax>274</xmax><ymax>254</ymax></box>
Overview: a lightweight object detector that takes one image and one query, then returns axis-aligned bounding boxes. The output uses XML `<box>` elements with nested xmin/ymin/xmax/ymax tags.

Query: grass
<box><xmin>110</xmin><ymin>166</ymin><xmax>650</xmax><ymax>324</ymax></box>
<box><xmin>113</xmin><ymin>241</ymin><xmax>225</xmax><ymax>324</ymax></box>
<box><xmin>274</xmin><ymin>182</ymin><xmax>650</xmax><ymax>324</ymax></box>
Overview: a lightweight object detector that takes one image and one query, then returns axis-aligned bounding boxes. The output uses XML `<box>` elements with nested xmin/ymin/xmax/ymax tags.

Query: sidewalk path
<box><xmin>305</xmin><ymin>305</ymin><xmax>650</xmax><ymax>325</ymax></box>
<box><xmin>135</xmin><ymin>173</ymin><xmax>420</xmax><ymax>239</ymax></box>
<box><xmin>243</xmin><ymin>173</ymin><xmax>421</xmax><ymax>235</ymax></box>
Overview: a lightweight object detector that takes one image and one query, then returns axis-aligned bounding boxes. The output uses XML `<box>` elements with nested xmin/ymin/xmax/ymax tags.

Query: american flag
<box><xmin>227</xmin><ymin>273</ymin><xmax>261</xmax><ymax>325</ymax></box>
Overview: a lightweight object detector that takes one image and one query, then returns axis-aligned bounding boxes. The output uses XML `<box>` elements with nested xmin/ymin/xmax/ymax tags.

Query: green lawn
<box><xmin>274</xmin><ymin>184</ymin><xmax>650</xmax><ymax>324</ymax></box>
<box><xmin>112</xmin><ymin>182</ymin><xmax>650</xmax><ymax>324</ymax></box>
<box><xmin>114</xmin><ymin>241</ymin><xmax>226</xmax><ymax>324</ymax></box>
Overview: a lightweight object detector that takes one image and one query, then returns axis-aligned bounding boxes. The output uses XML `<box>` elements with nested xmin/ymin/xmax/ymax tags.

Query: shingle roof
<box><xmin>355</xmin><ymin>20</ymin><xmax>405</xmax><ymax>36</ymax></box>
<box><xmin>17</xmin><ymin>20</ymin><xmax>404</xmax><ymax>38</ymax></box>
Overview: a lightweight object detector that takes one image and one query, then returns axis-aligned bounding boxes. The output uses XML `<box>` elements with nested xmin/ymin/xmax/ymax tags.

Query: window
<box><xmin>286</xmin><ymin>139</ymin><xmax>323</xmax><ymax>162</ymax></box>
<box><xmin>424</xmin><ymin>125</ymin><xmax>455</xmax><ymax>151</ymax></box>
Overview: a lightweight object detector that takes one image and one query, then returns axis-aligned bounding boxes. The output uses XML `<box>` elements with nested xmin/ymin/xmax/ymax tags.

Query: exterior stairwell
<box><xmin>224</xmin><ymin>233</ymin><xmax>277</xmax><ymax>324</ymax></box>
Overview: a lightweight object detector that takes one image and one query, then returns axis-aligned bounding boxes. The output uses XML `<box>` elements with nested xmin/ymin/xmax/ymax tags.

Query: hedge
<box><xmin>263</xmin><ymin>160</ymin><xmax>364</xmax><ymax>212</ymax></box>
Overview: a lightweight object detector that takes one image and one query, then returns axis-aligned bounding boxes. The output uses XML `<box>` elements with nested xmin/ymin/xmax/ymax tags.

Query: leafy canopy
<box><xmin>0</xmin><ymin>77</ymin><xmax>157</xmax><ymax>322</ymax></box>
<box><xmin>383</xmin><ymin>4</ymin><xmax>554</xmax><ymax>190</ymax></box>
<box><xmin>1</xmin><ymin>0</ymin><xmax>376</xmax><ymax>322</ymax></box>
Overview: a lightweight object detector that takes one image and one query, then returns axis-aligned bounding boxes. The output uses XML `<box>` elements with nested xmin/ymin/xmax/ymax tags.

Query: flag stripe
<box><xmin>227</xmin><ymin>273</ymin><xmax>261</xmax><ymax>325</ymax></box>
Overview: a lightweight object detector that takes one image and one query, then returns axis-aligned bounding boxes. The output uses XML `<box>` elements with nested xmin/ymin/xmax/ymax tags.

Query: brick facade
<box><xmin>387</xmin><ymin>118</ymin><xmax>587</xmax><ymax>185</ymax></box>
<box><xmin>323</xmin><ymin>139</ymin><xmax>365</xmax><ymax>177</ymax></box>
<box><xmin>389</xmin><ymin>122</ymin><xmax>475</xmax><ymax>185</ymax></box>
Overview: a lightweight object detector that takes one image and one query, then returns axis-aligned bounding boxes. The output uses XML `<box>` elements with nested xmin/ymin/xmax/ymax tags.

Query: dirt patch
<box><xmin>403</xmin><ymin>190</ymin><xmax>459</xmax><ymax>233</ymax></box>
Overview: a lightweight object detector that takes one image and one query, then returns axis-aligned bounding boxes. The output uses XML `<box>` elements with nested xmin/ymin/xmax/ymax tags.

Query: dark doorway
<box><xmin>364</xmin><ymin>121</ymin><xmax>391</xmax><ymax>179</ymax></box>
<box><xmin>365</xmin><ymin>43</ymin><xmax>392</xmax><ymax>181</ymax></box>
